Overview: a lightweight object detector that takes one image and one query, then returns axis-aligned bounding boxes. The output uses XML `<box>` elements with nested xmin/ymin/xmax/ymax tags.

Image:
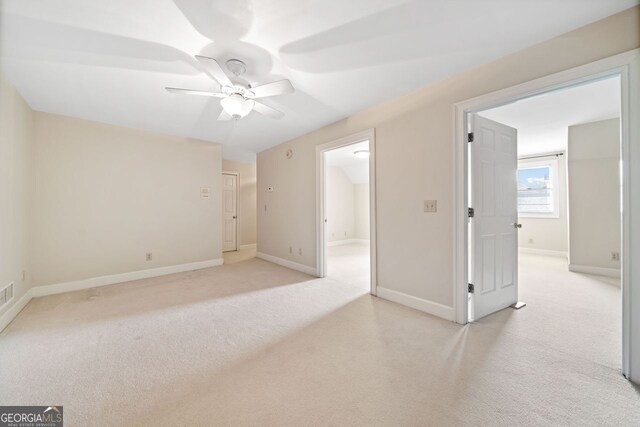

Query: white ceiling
<box><xmin>326</xmin><ymin>140</ymin><xmax>369</xmax><ymax>184</ymax></box>
<box><xmin>0</xmin><ymin>0</ymin><xmax>635</xmax><ymax>162</ymax></box>
<box><xmin>479</xmin><ymin>77</ymin><xmax>620</xmax><ymax>156</ymax></box>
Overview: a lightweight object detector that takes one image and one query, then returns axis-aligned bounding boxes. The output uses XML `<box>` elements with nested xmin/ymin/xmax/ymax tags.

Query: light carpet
<box><xmin>327</xmin><ymin>241</ymin><xmax>371</xmax><ymax>290</ymax></box>
<box><xmin>0</xmin><ymin>253</ymin><xmax>638</xmax><ymax>426</ymax></box>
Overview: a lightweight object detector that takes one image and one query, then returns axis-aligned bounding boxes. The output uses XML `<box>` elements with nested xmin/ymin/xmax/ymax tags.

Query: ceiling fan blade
<box><xmin>253</xmin><ymin>101</ymin><xmax>284</xmax><ymax>119</ymax></box>
<box><xmin>247</xmin><ymin>79</ymin><xmax>294</xmax><ymax>99</ymax></box>
<box><xmin>195</xmin><ymin>55</ymin><xmax>233</xmax><ymax>88</ymax></box>
<box><xmin>165</xmin><ymin>87</ymin><xmax>226</xmax><ymax>97</ymax></box>
<box><xmin>217</xmin><ymin>109</ymin><xmax>232</xmax><ymax>121</ymax></box>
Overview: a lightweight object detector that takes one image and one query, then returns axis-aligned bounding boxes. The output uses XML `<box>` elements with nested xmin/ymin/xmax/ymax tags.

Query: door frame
<box><xmin>453</xmin><ymin>49</ymin><xmax>639</xmax><ymax>381</ymax></box>
<box><xmin>222</xmin><ymin>170</ymin><xmax>239</xmax><ymax>252</ymax></box>
<box><xmin>316</xmin><ymin>128</ymin><xmax>377</xmax><ymax>295</ymax></box>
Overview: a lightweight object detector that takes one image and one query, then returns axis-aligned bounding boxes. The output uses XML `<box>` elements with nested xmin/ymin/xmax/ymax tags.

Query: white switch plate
<box><xmin>200</xmin><ymin>188</ymin><xmax>210</xmax><ymax>198</ymax></box>
<box><xmin>424</xmin><ymin>200</ymin><xmax>437</xmax><ymax>213</ymax></box>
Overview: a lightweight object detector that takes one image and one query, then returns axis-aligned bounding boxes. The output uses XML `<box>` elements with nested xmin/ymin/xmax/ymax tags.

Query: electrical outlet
<box><xmin>298</xmin><ymin>248</ymin><xmax>302</xmax><ymax>256</ymax></box>
<box><xmin>264</xmin><ymin>205</ymin><xmax>267</xmax><ymax>212</ymax></box>
<box><xmin>423</xmin><ymin>200</ymin><xmax>437</xmax><ymax>213</ymax></box>
<box><xmin>21</xmin><ymin>270</ymin><xmax>26</xmax><ymax>281</ymax></box>
<box><xmin>344</xmin><ymin>231</ymin><xmax>347</xmax><ymax>237</ymax></box>
<box><xmin>289</xmin><ymin>246</ymin><xmax>292</xmax><ymax>254</ymax></box>
<box><xmin>611</xmin><ymin>251</ymin><xmax>620</xmax><ymax>261</ymax></box>
<box><xmin>146</xmin><ymin>252</ymin><xmax>153</xmax><ymax>261</ymax></box>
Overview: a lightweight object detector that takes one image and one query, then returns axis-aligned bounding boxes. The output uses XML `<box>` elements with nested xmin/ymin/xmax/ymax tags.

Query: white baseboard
<box><xmin>327</xmin><ymin>239</ymin><xmax>370</xmax><ymax>247</ymax></box>
<box><xmin>32</xmin><ymin>258</ymin><xmax>224</xmax><ymax>297</ymax></box>
<box><xmin>0</xmin><ymin>289</ymin><xmax>33</xmax><ymax>333</ymax></box>
<box><xmin>569</xmin><ymin>264</ymin><xmax>621</xmax><ymax>278</ymax></box>
<box><xmin>239</xmin><ymin>243</ymin><xmax>257</xmax><ymax>250</ymax></box>
<box><xmin>256</xmin><ymin>252</ymin><xmax>318</xmax><ymax>276</ymax></box>
<box><xmin>376</xmin><ymin>286</ymin><xmax>454</xmax><ymax>321</ymax></box>
<box><xmin>518</xmin><ymin>247</ymin><xmax>567</xmax><ymax>258</ymax></box>
<box><xmin>0</xmin><ymin>258</ymin><xmax>225</xmax><ymax>333</ymax></box>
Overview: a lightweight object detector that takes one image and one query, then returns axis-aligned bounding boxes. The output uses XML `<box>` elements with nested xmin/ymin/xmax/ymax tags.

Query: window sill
<box><xmin>519</xmin><ymin>213</ymin><xmax>560</xmax><ymax>219</ymax></box>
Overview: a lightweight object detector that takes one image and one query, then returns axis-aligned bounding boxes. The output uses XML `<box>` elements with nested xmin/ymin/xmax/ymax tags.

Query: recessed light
<box><xmin>354</xmin><ymin>150</ymin><xmax>369</xmax><ymax>159</ymax></box>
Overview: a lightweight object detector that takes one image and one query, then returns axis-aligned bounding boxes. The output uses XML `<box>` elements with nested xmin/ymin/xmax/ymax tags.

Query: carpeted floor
<box><xmin>327</xmin><ymin>241</ymin><xmax>371</xmax><ymax>290</ymax></box>
<box><xmin>0</xmin><ymin>252</ymin><xmax>637</xmax><ymax>426</ymax></box>
<box><xmin>223</xmin><ymin>247</ymin><xmax>257</xmax><ymax>265</ymax></box>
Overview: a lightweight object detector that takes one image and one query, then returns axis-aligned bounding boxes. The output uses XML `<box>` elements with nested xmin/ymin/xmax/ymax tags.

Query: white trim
<box><xmin>518</xmin><ymin>247</ymin><xmax>567</xmax><ymax>258</ymax></box>
<box><xmin>239</xmin><ymin>243</ymin><xmax>257</xmax><ymax>250</ymax></box>
<box><xmin>316</xmin><ymin>129</ymin><xmax>378</xmax><ymax>295</ymax></box>
<box><xmin>377</xmin><ymin>287</ymin><xmax>454</xmax><ymax>321</ymax></box>
<box><xmin>222</xmin><ymin>171</ymin><xmax>239</xmax><ymax>252</ymax></box>
<box><xmin>0</xmin><ymin>288</ymin><xmax>32</xmax><ymax>333</ymax></box>
<box><xmin>31</xmin><ymin>259</ymin><xmax>224</xmax><ymax>297</ymax></box>
<box><xmin>257</xmin><ymin>252</ymin><xmax>318</xmax><ymax>276</ymax></box>
<box><xmin>0</xmin><ymin>258</ymin><xmax>224</xmax><ymax>333</ymax></box>
<box><xmin>327</xmin><ymin>239</ymin><xmax>370</xmax><ymax>247</ymax></box>
<box><xmin>453</xmin><ymin>49</ymin><xmax>639</xmax><ymax>382</ymax></box>
<box><xmin>569</xmin><ymin>264</ymin><xmax>621</xmax><ymax>279</ymax></box>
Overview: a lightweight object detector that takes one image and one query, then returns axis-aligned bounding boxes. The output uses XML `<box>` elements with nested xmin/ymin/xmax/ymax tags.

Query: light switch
<box><xmin>424</xmin><ymin>200</ymin><xmax>437</xmax><ymax>213</ymax></box>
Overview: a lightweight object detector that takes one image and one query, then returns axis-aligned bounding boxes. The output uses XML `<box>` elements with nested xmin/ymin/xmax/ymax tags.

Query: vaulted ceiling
<box><xmin>0</xmin><ymin>0</ymin><xmax>636</xmax><ymax>162</ymax></box>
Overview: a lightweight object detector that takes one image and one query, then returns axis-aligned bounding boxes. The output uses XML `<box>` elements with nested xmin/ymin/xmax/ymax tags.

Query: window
<box><xmin>517</xmin><ymin>158</ymin><xmax>559</xmax><ymax>218</ymax></box>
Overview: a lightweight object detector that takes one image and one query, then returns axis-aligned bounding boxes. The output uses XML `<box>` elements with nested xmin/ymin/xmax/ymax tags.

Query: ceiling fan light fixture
<box><xmin>354</xmin><ymin>150</ymin><xmax>370</xmax><ymax>159</ymax></box>
<box><xmin>221</xmin><ymin>94</ymin><xmax>255</xmax><ymax>119</ymax></box>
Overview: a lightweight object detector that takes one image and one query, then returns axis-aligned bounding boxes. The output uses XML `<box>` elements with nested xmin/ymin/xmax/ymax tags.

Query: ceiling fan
<box><xmin>166</xmin><ymin>55</ymin><xmax>294</xmax><ymax>120</ymax></box>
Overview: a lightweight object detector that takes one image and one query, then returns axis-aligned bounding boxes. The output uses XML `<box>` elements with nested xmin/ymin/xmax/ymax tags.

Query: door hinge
<box><xmin>467</xmin><ymin>132</ymin><xmax>474</xmax><ymax>143</ymax></box>
<box><xmin>468</xmin><ymin>283</ymin><xmax>474</xmax><ymax>293</ymax></box>
<box><xmin>468</xmin><ymin>207</ymin><xmax>474</xmax><ymax>218</ymax></box>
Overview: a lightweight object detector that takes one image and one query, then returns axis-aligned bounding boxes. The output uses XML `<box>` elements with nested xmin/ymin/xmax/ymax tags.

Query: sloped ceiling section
<box><xmin>479</xmin><ymin>77</ymin><xmax>620</xmax><ymax>156</ymax></box>
<box><xmin>325</xmin><ymin>140</ymin><xmax>369</xmax><ymax>184</ymax></box>
<box><xmin>0</xmin><ymin>0</ymin><xmax>636</xmax><ymax>162</ymax></box>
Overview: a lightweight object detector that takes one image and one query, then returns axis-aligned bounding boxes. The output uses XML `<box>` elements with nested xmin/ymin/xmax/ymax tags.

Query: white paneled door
<box><xmin>222</xmin><ymin>173</ymin><xmax>238</xmax><ymax>252</ymax></box>
<box><xmin>470</xmin><ymin>115</ymin><xmax>519</xmax><ymax>320</ymax></box>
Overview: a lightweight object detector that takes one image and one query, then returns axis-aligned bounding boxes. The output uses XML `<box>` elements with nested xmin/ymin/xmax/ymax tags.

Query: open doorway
<box><xmin>467</xmin><ymin>76</ymin><xmax>623</xmax><ymax>369</ymax></box>
<box><xmin>316</xmin><ymin>130</ymin><xmax>377</xmax><ymax>295</ymax></box>
<box><xmin>324</xmin><ymin>141</ymin><xmax>370</xmax><ymax>289</ymax></box>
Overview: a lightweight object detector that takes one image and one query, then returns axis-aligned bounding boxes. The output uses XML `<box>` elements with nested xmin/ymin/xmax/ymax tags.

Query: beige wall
<box><xmin>223</xmin><ymin>159</ymin><xmax>257</xmax><ymax>247</ymax></box>
<box><xmin>518</xmin><ymin>155</ymin><xmax>569</xmax><ymax>254</ymax></box>
<box><xmin>32</xmin><ymin>113</ymin><xmax>223</xmax><ymax>286</ymax></box>
<box><xmin>354</xmin><ymin>183</ymin><xmax>370</xmax><ymax>240</ymax></box>
<box><xmin>257</xmin><ymin>7</ymin><xmax>639</xmax><ymax>307</ymax></box>
<box><xmin>568</xmin><ymin>118</ymin><xmax>621</xmax><ymax>271</ymax></box>
<box><xmin>0</xmin><ymin>73</ymin><xmax>34</xmax><ymax>318</ymax></box>
<box><xmin>326</xmin><ymin>166</ymin><xmax>355</xmax><ymax>242</ymax></box>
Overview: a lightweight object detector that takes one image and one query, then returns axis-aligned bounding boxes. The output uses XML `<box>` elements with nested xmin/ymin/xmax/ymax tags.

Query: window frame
<box><xmin>517</xmin><ymin>157</ymin><xmax>560</xmax><ymax>219</ymax></box>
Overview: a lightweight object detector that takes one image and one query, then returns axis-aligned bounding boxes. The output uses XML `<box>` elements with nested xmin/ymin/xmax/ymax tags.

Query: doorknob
<box><xmin>233</xmin><ymin>216</ymin><xmax>237</xmax><ymax>219</ymax></box>
<box><xmin>513</xmin><ymin>223</ymin><xmax>522</xmax><ymax>228</ymax></box>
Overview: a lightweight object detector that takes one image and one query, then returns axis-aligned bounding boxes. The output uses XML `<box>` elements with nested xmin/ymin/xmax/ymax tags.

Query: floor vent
<box><xmin>0</xmin><ymin>282</ymin><xmax>14</xmax><ymax>309</ymax></box>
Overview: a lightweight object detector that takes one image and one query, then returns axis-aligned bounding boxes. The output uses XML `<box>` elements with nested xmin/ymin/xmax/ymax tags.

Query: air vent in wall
<box><xmin>0</xmin><ymin>282</ymin><xmax>14</xmax><ymax>309</ymax></box>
